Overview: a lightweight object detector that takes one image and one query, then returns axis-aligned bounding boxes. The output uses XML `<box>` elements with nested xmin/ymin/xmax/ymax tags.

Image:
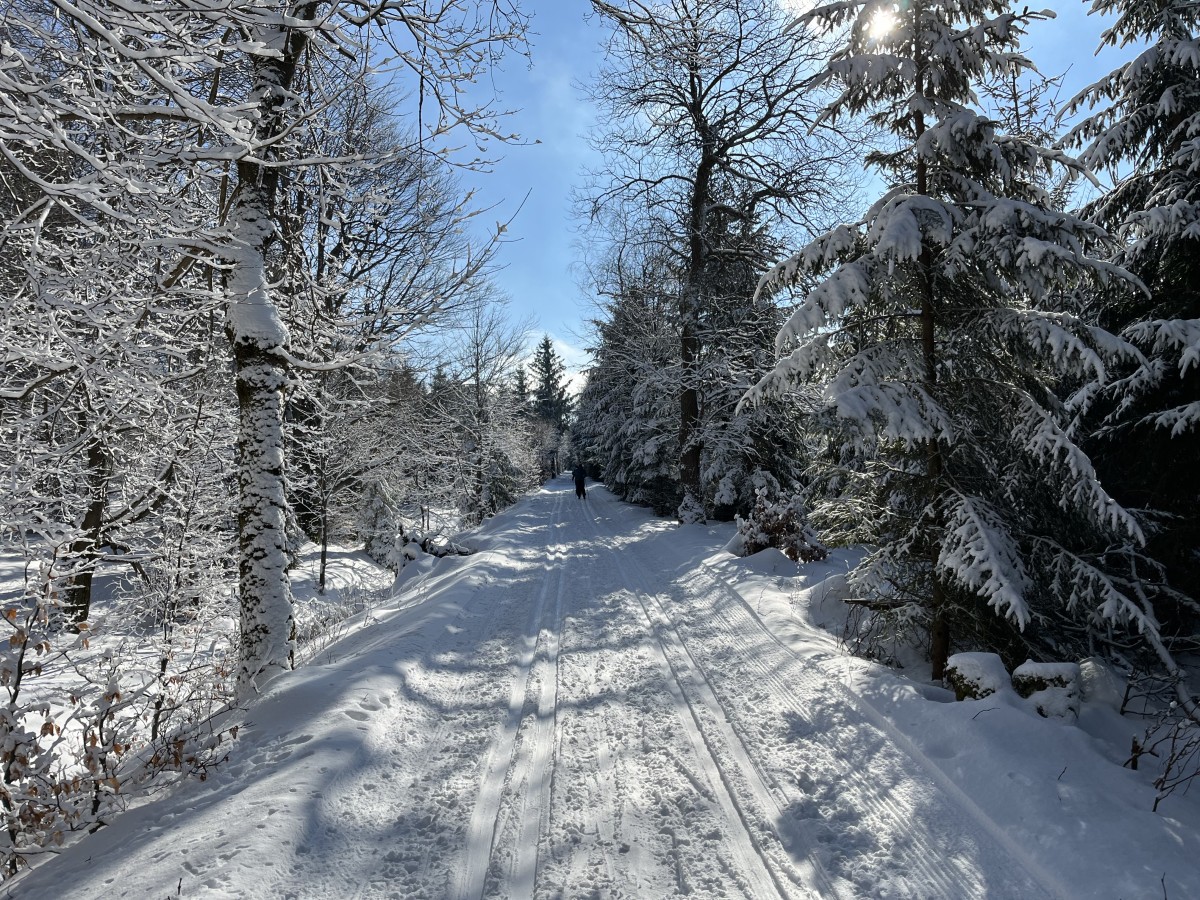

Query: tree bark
<box><xmin>679</xmin><ymin>296</ymin><xmax>704</xmax><ymax>522</ymax></box>
<box><xmin>913</xmin><ymin>22</ymin><xmax>950</xmax><ymax>680</ymax></box>
<box><xmin>64</xmin><ymin>426</ymin><xmax>107</xmax><ymax>627</ymax></box>
<box><xmin>228</xmin><ymin>6</ymin><xmax>315</xmax><ymax>690</ymax></box>
<box><xmin>232</xmin><ymin>324</ymin><xmax>295</xmax><ymax>688</ymax></box>
<box><xmin>678</xmin><ymin>119</ymin><xmax>715</xmax><ymax>524</ymax></box>
<box><xmin>318</xmin><ymin>503</ymin><xmax>329</xmax><ymax>595</ymax></box>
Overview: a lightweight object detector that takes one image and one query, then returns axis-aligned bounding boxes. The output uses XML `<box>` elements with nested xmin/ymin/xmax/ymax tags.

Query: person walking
<box><xmin>572</xmin><ymin>464</ymin><xmax>587</xmax><ymax>499</ymax></box>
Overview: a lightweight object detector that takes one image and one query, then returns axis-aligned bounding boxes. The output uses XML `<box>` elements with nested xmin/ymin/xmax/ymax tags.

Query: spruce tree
<box><xmin>696</xmin><ymin>198</ymin><xmax>809</xmax><ymax>520</ymax></box>
<box><xmin>575</xmin><ymin>251</ymin><xmax>682</xmax><ymax>512</ymax></box>
<box><xmin>746</xmin><ymin>0</ymin><xmax>1147</xmax><ymax>677</ymax></box>
<box><xmin>1066</xmin><ymin>0</ymin><xmax>1200</xmax><ymax>604</ymax></box>
<box><xmin>513</xmin><ymin>367</ymin><xmax>532</xmax><ymax>416</ymax></box>
<box><xmin>529</xmin><ymin>335</ymin><xmax>573</xmax><ymax>433</ymax></box>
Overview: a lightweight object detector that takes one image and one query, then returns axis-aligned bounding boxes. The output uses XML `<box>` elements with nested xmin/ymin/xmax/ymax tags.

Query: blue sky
<box><xmin>464</xmin><ymin>1</ymin><xmax>1127</xmax><ymax>385</ymax></box>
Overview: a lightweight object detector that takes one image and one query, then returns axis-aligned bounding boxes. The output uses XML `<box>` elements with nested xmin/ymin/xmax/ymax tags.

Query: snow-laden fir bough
<box><xmin>744</xmin><ymin>0</ymin><xmax>1158</xmax><ymax>680</ymax></box>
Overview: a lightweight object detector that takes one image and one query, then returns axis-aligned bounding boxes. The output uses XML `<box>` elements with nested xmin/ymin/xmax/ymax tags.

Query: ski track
<box><xmin>689</xmin><ymin>558</ymin><xmax>1074</xmax><ymax>899</ymax></box>
<box><xmin>279</xmin><ymin>572</ymin><xmax>518</xmax><ymax>898</ymax></box>
<box><xmin>578</xmin><ymin>502</ymin><xmax>819</xmax><ymax>900</ymax></box>
<box><xmin>253</xmin><ymin>483</ymin><xmax>1060</xmax><ymax>899</ymax></box>
<box><xmin>455</xmin><ymin>489</ymin><xmax>568</xmax><ymax>900</ymax></box>
<box><xmin>10</xmin><ymin>481</ymin><xmax>1074</xmax><ymax>899</ymax></box>
<box><xmin>581</xmin><ymin>499</ymin><xmax>1059</xmax><ymax>900</ymax></box>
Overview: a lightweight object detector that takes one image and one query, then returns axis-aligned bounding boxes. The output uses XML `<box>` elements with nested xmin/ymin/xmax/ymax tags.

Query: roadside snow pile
<box><xmin>1013</xmin><ymin>660</ymin><xmax>1082</xmax><ymax>719</ymax></box>
<box><xmin>941</xmin><ymin>655</ymin><xmax>1082</xmax><ymax>716</ymax></box>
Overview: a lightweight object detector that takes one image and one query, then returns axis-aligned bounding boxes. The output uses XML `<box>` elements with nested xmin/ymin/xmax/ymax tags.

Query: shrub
<box><xmin>735</xmin><ymin>490</ymin><xmax>828</xmax><ymax>563</ymax></box>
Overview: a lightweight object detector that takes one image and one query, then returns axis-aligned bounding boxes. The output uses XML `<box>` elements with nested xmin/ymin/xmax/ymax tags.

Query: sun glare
<box><xmin>867</xmin><ymin>8</ymin><xmax>898</xmax><ymax>40</ymax></box>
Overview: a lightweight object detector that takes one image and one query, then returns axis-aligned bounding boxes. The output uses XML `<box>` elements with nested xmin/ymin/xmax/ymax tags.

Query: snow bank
<box><xmin>722</xmin><ymin>540</ymin><xmax>1200</xmax><ymax>899</ymax></box>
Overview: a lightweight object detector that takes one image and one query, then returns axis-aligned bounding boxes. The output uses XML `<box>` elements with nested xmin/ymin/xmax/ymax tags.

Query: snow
<box><xmin>945</xmin><ymin>652</ymin><xmax>1014</xmax><ymax>700</ymax></box>
<box><xmin>1013</xmin><ymin>661</ymin><xmax>1083</xmax><ymax>720</ymax></box>
<box><xmin>8</xmin><ymin>480</ymin><xmax>1200</xmax><ymax>899</ymax></box>
<box><xmin>226</xmin><ymin>199</ymin><xmax>288</xmax><ymax>352</ymax></box>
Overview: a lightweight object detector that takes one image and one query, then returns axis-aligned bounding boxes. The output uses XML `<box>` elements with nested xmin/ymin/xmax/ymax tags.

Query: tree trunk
<box><xmin>232</xmin><ymin>323</ymin><xmax>295</xmax><ymax>688</ymax></box>
<box><xmin>679</xmin><ymin>303</ymin><xmax>704</xmax><ymax>522</ymax></box>
<box><xmin>227</xmin><ymin>8</ymin><xmax>314</xmax><ymax>690</ymax></box>
<box><xmin>930</xmin><ymin>598</ymin><xmax>951</xmax><ymax>681</ymax></box>
<box><xmin>913</xmin><ymin>35</ymin><xmax>950</xmax><ymax>679</ymax></box>
<box><xmin>678</xmin><ymin>124</ymin><xmax>715</xmax><ymax>524</ymax></box>
<box><xmin>64</xmin><ymin>429</ymin><xmax>107</xmax><ymax>627</ymax></box>
<box><xmin>919</xmin><ymin>256</ymin><xmax>949</xmax><ymax>677</ymax></box>
<box><xmin>319</xmin><ymin>504</ymin><xmax>329</xmax><ymax>595</ymax></box>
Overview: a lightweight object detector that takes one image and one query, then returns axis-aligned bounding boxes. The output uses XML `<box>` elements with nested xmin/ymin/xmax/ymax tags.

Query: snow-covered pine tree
<box><xmin>529</xmin><ymin>335</ymin><xmax>573</xmax><ymax>435</ymax></box>
<box><xmin>695</xmin><ymin>196</ymin><xmax>812</xmax><ymax>520</ymax></box>
<box><xmin>528</xmin><ymin>335</ymin><xmax>572</xmax><ymax>478</ymax></box>
<box><xmin>573</xmin><ymin>242</ymin><xmax>683</xmax><ymax>514</ymax></box>
<box><xmin>746</xmin><ymin>0</ymin><xmax>1147</xmax><ymax>678</ymax></box>
<box><xmin>1065</xmin><ymin>0</ymin><xmax>1200</xmax><ymax>605</ymax></box>
<box><xmin>513</xmin><ymin>367</ymin><xmax>532</xmax><ymax>414</ymax></box>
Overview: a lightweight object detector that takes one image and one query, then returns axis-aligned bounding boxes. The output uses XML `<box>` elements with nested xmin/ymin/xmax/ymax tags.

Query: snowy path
<box><xmin>11</xmin><ymin>481</ymin><xmax>1068</xmax><ymax>899</ymax></box>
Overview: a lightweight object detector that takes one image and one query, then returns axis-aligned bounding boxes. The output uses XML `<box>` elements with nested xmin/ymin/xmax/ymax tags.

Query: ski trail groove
<box><xmin>647</xmin><ymin>558</ymin><xmax>965</xmax><ymax>897</ymax></box>
<box><xmin>542</xmin><ymin>496</ymin><xmax>634</xmax><ymax>897</ymax></box>
<box><xmin>606</xmin><ymin>510</ymin><xmax>1055</xmax><ymax>900</ymax></box>
<box><xmin>579</xmin><ymin>501</ymin><xmax>810</xmax><ymax>900</ymax></box>
<box><xmin>452</xmin><ymin>490</ymin><xmax>568</xmax><ymax>900</ymax></box>
<box><xmin>501</xmin><ymin>533</ymin><xmax>566</xmax><ymax>897</ymax></box>
<box><xmin>688</xmin><ymin>558</ymin><xmax>1070</xmax><ymax>899</ymax></box>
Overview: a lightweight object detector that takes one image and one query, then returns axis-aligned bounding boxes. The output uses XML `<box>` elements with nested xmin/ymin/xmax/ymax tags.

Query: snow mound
<box><xmin>731</xmin><ymin>546</ymin><xmax>796</xmax><ymax>575</ymax></box>
<box><xmin>1079</xmin><ymin>657</ymin><xmax>1126</xmax><ymax>710</ymax></box>
<box><xmin>1014</xmin><ymin>660</ymin><xmax>1082</xmax><ymax>719</ymax></box>
<box><xmin>945</xmin><ymin>652</ymin><xmax>1012</xmax><ymax>700</ymax></box>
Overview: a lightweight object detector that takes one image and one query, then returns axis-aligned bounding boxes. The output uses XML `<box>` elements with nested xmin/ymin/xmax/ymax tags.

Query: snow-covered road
<box><xmin>7</xmin><ymin>480</ymin><xmax>1171</xmax><ymax>898</ymax></box>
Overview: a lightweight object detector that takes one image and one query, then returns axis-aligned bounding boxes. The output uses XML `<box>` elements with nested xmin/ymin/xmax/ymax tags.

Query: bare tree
<box><xmin>0</xmin><ymin>0</ymin><xmax>529</xmax><ymax>690</ymax></box>
<box><xmin>584</xmin><ymin>0</ymin><xmax>850</xmax><ymax>522</ymax></box>
<box><xmin>433</xmin><ymin>294</ymin><xmax>537</xmax><ymax>527</ymax></box>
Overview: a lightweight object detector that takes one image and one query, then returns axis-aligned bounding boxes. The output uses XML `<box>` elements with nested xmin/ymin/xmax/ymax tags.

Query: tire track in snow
<box><xmin>452</xmin><ymin>488</ymin><xmax>568</xmax><ymax>900</ymax></box>
<box><xmin>578</xmin><ymin>497</ymin><xmax>815</xmax><ymax>900</ymax></box>
<box><xmin>625</xmin><ymin>535</ymin><xmax>1058</xmax><ymax>899</ymax></box>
